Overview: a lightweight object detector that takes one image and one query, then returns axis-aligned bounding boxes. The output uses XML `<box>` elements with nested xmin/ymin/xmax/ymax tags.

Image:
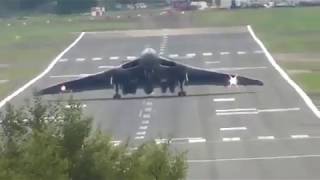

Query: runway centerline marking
<box><xmin>216</xmin><ymin>108</ymin><xmax>257</xmax><ymax>112</ymax></box>
<box><xmin>109</xmin><ymin>56</ymin><xmax>119</xmax><ymax>60</ymax></box>
<box><xmin>202</xmin><ymin>52</ymin><xmax>213</xmax><ymax>56</ymax></box>
<box><xmin>213</xmin><ymin>98</ymin><xmax>235</xmax><ymax>102</ymax></box>
<box><xmin>142</xmin><ymin>114</ymin><xmax>151</xmax><ymax>119</ymax></box>
<box><xmin>126</xmin><ymin>56</ymin><xmax>137</xmax><ymax>60</ymax></box>
<box><xmin>141</xmin><ymin>120</ymin><xmax>150</xmax><ymax>124</ymax></box>
<box><xmin>186</xmin><ymin>53</ymin><xmax>196</xmax><ymax>57</ymax></box>
<box><xmin>254</xmin><ymin>50</ymin><xmax>264</xmax><ymax>54</ymax></box>
<box><xmin>135</xmin><ymin>136</ymin><xmax>144</xmax><ymax>140</ymax></box>
<box><xmin>291</xmin><ymin>134</ymin><xmax>310</xmax><ymax>139</ymax></box>
<box><xmin>139</xmin><ymin>126</ymin><xmax>148</xmax><ymax>130</ymax></box>
<box><xmin>76</xmin><ymin>58</ymin><xmax>86</xmax><ymax>62</ymax></box>
<box><xmin>136</xmin><ymin>131</ymin><xmax>146</xmax><ymax>135</ymax></box>
<box><xmin>258</xmin><ymin>136</ymin><xmax>275</xmax><ymax>140</ymax></box>
<box><xmin>144</xmin><ymin>107</ymin><xmax>152</xmax><ymax>112</ymax></box>
<box><xmin>220</xmin><ymin>127</ymin><xmax>247</xmax><ymax>131</ymax></box>
<box><xmin>59</xmin><ymin>58</ymin><xmax>68</xmax><ymax>62</ymax></box>
<box><xmin>169</xmin><ymin>54</ymin><xmax>178</xmax><ymax>58</ymax></box>
<box><xmin>222</xmin><ymin>137</ymin><xmax>241</xmax><ymax>142</ymax></box>
<box><xmin>237</xmin><ymin>51</ymin><xmax>247</xmax><ymax>55</ymax></box>
<box><xmin>98</xmin><ymin>65</ymin><xmax>118</xmax><ymax>69</ymax></box>
<box><xmin>220</xmin><ymin>52</ymin><xmax>230</xmax><ymax>55</ymax></box>
<box><xmin>92</xmin><ymin>57</ymin><xmax>103</xmax><ymax>61</ymax></box>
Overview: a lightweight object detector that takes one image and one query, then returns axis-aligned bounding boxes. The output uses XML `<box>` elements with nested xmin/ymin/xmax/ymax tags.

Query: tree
<box><xmin>57</xmin><ymin>0</ymin><xmax>98</xmax><ymax>14</ymax></box>
<box><xmin>0</xmin><ymin>98</ymin><xmax>188</xmax><ymax>179</ymax></box>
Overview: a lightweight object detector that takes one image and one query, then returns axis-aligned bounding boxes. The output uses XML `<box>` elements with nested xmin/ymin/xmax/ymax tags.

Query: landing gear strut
<box><xmin>113</xmin><ymin>84</ymin><xmax>121</xmax><ymax>99</ymax></box>
<box><xmin>178</xmin><ymin>80</ymin><xmax>186</xmax><ymax>97</ymax></box>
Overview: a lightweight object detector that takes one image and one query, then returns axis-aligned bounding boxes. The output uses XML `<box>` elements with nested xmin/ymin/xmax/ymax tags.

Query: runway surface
<box><xmin>12</xmin><ymin>27</ymin><xmax>320</xmax><ymax>179</ymax></box>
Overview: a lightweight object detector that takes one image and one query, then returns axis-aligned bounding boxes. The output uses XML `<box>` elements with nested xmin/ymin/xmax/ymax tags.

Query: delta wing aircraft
<box><xmin>38</xmin><ymin>48</ymin><xmax>263</xmax><ymax>99</ymax></box>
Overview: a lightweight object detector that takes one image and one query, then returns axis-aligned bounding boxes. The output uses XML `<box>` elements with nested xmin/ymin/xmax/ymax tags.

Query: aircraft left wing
<box><xmin>38</xmin><ymin>70</ymin><xmax>114</xmax><ymax>95</ymax></box>
<box><xmin>185</xmin><ymin>66</ymin><xmax>263</xmax><ymax>86</ymax></box>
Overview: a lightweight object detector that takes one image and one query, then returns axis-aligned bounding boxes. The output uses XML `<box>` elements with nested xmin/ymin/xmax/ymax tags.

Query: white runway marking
<box><xmin>126</xmin><ymin>56</ymin><xmax>136</xmax><ymax>60</ymax></box>
<box><xmin>254</xmin><ymin>50</ymin><xmax>264</xmax><ymax>54</ymax></box>
<box><xmin>222</xmin><ymin>137</ymin><xmax>241</xmax><ymax>142</ymax></box>
<box><xmin>216</xmin><ymin>107</ymin><xmax>300</xmax><ymax>116</ymax></box>
<box><xmin>237</xmin><ymin>51</ymin><xmax>247</xmax><ymax>55</ymax></box>
<box><xmin>139</xmin><ymin>126</ymin><xmax>148</xmax><ymax>130</ymax></box>
<box><xmin>210</xmin><ymin>66</ymin><xmax>267</xmax><ymax>71</ymax></box>
<box><xmin>144</xmin><ymin>107</ymin><xmax>152</xmax><ymax>112</ymax></box>
<box><xmin>220</xmin><ymin>127</ymin><xmax>247</xmax><ymax>131</ymax></box>
<box><xmin>258</xmin><ymin>107</ymin><xmax>301</xmax><ymax>113</ymax></box>
<box><xmin>220</xmin><ymin>51</ymin><xmax>230</xmax><ymax>55</ymax></box>
<box><xmin>142</xmin><ymin>114</ymin><xmax>151</xmax><ymax>119</ymax></box>
<box><xmin>291</xmin><ymin>134</ymin><xmax>309</xmax><ymax>139</ymax></box>
<box><xmin>258</xmin><ymin>136</ymin><xmax>275</xmax><ymax>140</ymax></box>
<box><xmin>109</xmin><ymin>56</ymin><xmax>119</xmax><ymax>60</ymax></box>
<box><xmin>138</xmin><ymin>110</ymin><xmax>143</xmax><ymax>117</ymax></box>
<box><xmin>59</xmin><ymin>58</ymin><xmax>68</xmax><ymax>62</ymax></box>
<box><xmin>0</xmin><ymin>80</ymin><xmax>9</xmax><ymax>84</ymax></box>
<box><xmin>76</xmin><ymin>58</ymin><xmax>86</xmax><ymax>62</ymax></box>
<box><xmin>136</xmin><ymin>131</ymin><xmax>146</xmax><ymax>135</ymax></box>
<box><xmin>202</xmin><ymin>52</ymin><xmax>213</xmax><ymax>56</ymax></box>
<box><xmin>50</xmin><ymin>74</ymin><xmax>92</xmax><ymax>78</ymax></box>
<box><xmin>205</xmin><ymin>61</ymin><xmax>220</xmax><ymax>64</ymax></box>
<box><xmin>169</xmin><ymin>54</ymin><xmax>179</xmax><ymax>58</ymax></box>
<box><xmin>98</xmin><ymin>65</ymin><xmax>118</xmax><ymax>69</ymax></box>
<box><xmin>213</xmin><ymin>98</ymin><xmax>235</xmax><ymax>102</ymax></box>
<box><xmin>92</xmin><ymin>57</ymin><xmax>103</xmax><ymax>61</ymax></box>
<box><xmin>248</xmin><ymin>25</ymin><xmax>320</xmax><ymax>118</ymax></box>
<box><xmin>141</xmin><ymin>120</ymin><xmax>150</xmax><ymax>124</ymax></box>
<box><xmin>135</xmin><ymin>136</ymin><xmax>144</xmax><ymax>140</ymax></box>
<box><xmin>188</xmin><ymin>154</ymin><xmax>320</xmax><ymax>163</ymax></box>
<box><xmin>186</xmin><ymin>53</ymin><xmax>196</xmax><ymax>57</ymax></box>
<box><xmin>188</xmin><ymin>138</ymin><xmax>206</xmax><ymax>143</ymax></box>
<box><xmin>145</xmin><ymin>101</ymin><xmax>153</xmax><ymax>106</ymax></box>
<box><xmin>155</xmin><ymin>139</ymin><xmax>168</xmax><ymax>144</ymax></box>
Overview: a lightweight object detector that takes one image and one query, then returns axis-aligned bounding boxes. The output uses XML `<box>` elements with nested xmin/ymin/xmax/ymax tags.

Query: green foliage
<box><xmin>0</xmin><ymin>98</ymin><xmax>188</xmax><ymax>180</ymax></box>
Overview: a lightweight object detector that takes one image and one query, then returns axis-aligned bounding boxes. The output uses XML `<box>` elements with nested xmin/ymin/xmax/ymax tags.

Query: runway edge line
<box><xmin>0</xmin><ymin>32</ymin><xmax>86</xmax><ymax>108</ymax></box>
<box><xmin>247</xmin><ymin>25</ymin><xmax>320</xmax><ymax>118</ymax></box>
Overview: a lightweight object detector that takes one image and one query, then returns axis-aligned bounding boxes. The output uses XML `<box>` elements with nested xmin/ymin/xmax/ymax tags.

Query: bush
<box><xmin>0</xmin><ymin>97</ymin><xmax>188</xmax><ymax>180</ymax></box>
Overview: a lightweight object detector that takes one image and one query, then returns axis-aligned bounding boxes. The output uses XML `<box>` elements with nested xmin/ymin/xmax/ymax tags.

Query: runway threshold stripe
<box><xmin>220</xmin><ymin>127</ymin><xmax>247</xmax><ymax>131</ymax></box>
<box><xmin>222</xmin><ymin>137</ymin><xmax>241</xmax><ymax>142</ymax></box>
<box><xmin>258</xmin><ymin>136</ymin><xmax>275</xmax><ymax>140</ymax></box>
<box><xmin>248</xmin><ymin>25</ymin><xmax>320</xmax><ymax>118</ymax></box>
<box><xmin>213</xmin><ymin>98</ymin><xmax>235</xmax><ymax>102</ymax></box>
<box><xmin>109</xmin><ymin>56</ymin><xmax>119</xmax><ymax>60</ymax></box>
<box><xmin>188</xmin><ymin>154</ymin><xmax>320</xmax><ymax>163</ymax></box>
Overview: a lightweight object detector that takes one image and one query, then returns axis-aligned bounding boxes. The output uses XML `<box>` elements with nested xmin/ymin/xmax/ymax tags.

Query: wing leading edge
<box><xmin>38</xmin><ymin>70</ymin><xmax>114</xmax><ymax>95</ymax></box>
<box><xmin>185</xmin><ymin>67</ymin><xmax>263</xmax><ymax>86</ymax></box>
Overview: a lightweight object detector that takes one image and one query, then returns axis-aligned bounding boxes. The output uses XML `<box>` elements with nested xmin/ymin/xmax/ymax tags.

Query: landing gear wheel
<box><xmin>178</xmin><ymin>91</ymin><xmax>186</xmax><ymax>96</ymax></box>
<box><xmin>113</xmin><ymin>94</ymin><xmax>121</xmax><ymax>99</ymax></box>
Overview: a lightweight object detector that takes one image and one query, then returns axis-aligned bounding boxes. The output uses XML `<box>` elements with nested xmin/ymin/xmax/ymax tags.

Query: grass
<box><xmin>0</xmin><ymin>15</ymin><xmax>137</xmax><ymax>98</ymax></box>
<box><xmin>193</xmin><ymin>7</ymin><xmax>320</xmax><ymax>98</ymax></box>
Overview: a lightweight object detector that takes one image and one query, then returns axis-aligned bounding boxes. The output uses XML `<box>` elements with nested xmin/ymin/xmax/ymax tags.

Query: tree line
<box><xmin>0</xmin><ymin>98</ymin><xmax>188</xmax><ymax>180</ymax></box>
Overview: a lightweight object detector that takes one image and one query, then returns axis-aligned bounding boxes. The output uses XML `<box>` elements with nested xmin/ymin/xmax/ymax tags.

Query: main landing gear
<box><xmin>113</xmin><ymin>84</ymin><xmax>121</xmax><ymax>99</ymax></box>
<box><xmin>178</xmin><ymin>80</ymin><xmax>186</xmax><ymax>97</ymax></box>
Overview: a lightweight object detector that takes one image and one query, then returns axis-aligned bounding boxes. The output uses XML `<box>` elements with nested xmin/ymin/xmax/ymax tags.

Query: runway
<box><xmin>10</xmin><ymin>26</ymin><xmax>320</xmax><ymax>179</ymax></box>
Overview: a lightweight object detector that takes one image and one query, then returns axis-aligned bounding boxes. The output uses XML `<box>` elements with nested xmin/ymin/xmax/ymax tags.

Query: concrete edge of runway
<box><xmin>247</xmin><ymin>25</ymin><xmax>320</xmax><ymax>119</ymax></box>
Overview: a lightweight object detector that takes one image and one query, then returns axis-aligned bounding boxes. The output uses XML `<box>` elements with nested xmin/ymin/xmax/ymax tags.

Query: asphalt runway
<box><xmin>12</xmin><ymin>26</ymin><xmax>320</xmax><ymax>179</ymax></box>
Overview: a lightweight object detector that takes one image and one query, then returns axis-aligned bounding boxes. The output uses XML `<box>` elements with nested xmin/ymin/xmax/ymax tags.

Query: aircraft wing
<box><xmin>185</xmin><ymin>66</ymin><xmax>263</xmax><ymax>86</ymax></box>
<box><xmin>38</xmin><ymin>70</ymin><xmax>114</xmax><ymax>95</ymax></box>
